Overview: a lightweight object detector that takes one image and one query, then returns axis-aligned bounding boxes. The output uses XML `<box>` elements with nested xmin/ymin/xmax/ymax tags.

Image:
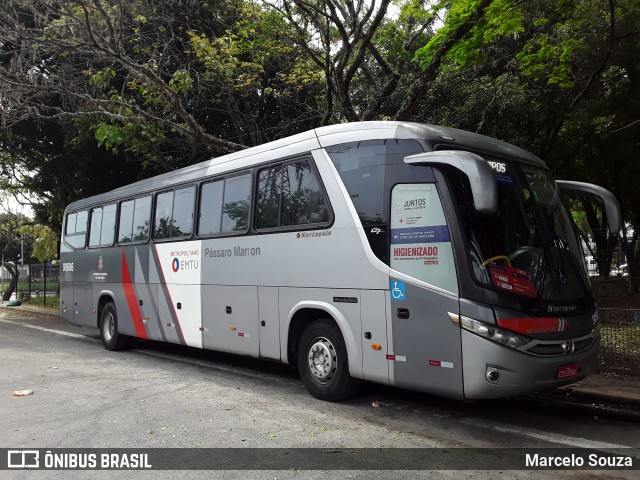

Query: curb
<box><xmin>554</xmin><ymin>385</ymin><xmax>640</xmax><ymax>408</ymax></box>
<box><xmin>0</xmin><ymin>303</ymin><xmax>59</xmax><ymax>318</ymax></box>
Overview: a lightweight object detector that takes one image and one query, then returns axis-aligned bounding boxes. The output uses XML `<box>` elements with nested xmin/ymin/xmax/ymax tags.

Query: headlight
<box><xmin>460</xmin><ymin>316</ymin><xmax>531</xmax><ymax>349</ymax></box>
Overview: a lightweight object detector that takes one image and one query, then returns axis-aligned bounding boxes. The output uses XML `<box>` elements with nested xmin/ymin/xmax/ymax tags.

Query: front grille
<box><xmin>523</xmin><ymin>334</ymin><xmax>596</xmax><ymax>357</ymax></box>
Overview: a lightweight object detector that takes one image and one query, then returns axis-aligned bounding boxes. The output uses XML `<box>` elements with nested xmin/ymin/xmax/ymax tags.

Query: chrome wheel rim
<box><xmin>307</xmin><ymin>336</ymin><xmax>337</xmax><ymax>384</ymax></box>
<box><xmin>102</xmin><ymin>312</ymin><xmax>114</xmax><ymax>342</ymax></box>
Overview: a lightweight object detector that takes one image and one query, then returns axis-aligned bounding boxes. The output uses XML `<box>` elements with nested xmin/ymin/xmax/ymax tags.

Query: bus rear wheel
<box><xmin>297</xmin><ymin>319</ymin><xmax>360</xmax><ymax>402</ymax></box>
<box><xmin>100</xmin><ymin>302</ymin><xmax>128</xmax><ymax>351</ymax></box>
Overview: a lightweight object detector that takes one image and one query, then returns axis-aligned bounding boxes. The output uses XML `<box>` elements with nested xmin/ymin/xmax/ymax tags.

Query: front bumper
<box><xmin>461</xmin><ymin>329</ymin><xmax>599</xmax><ymax>400</ymax></box>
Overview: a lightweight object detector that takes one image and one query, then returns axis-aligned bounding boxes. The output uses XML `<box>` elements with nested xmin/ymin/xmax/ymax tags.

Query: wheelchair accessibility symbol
<box><xmin>390</xmin><ymin>280</ymin><xmax>406</xmax><ymax>300</ymax></box>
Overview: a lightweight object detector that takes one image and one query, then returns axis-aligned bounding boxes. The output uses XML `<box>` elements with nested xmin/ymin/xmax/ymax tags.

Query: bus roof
<box><xmin>65</xmin><ymin>121</ymin><xmax>545</xmax><ymax>212</ymax></box>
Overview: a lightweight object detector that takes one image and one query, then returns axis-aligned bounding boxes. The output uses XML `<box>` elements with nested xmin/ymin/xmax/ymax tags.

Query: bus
<box><xmin>60</xmin><ymin>121</ymin><xmax>620</xmax><ymax>402</ymax></box>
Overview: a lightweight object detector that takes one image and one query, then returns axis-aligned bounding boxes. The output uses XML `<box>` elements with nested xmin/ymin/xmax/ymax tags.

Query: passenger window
<box><xmin>154</xmin><ymin>186</ymin><xmax>195</xmax><ymax>239</ymax></box>
<box><xmin>119</xmin><ymin>196</ymin><xmax>151</xmax><ymax>243</ymax></box>
<box><xmin>281</xmin><ymin>161</ymin><xmax>330</xmax><ymax>226</ymax></box>
<box><xmin>132</xmin><ymin>196</ymin><xmax>151</xmax><ymax>241</ymax></box>
<box><xmin>222</xmin><ymin>175</ymin><xmax>251</xmax><ymax>232</ymax></box>
<box><xmin>198</xmin><ymin>174</ymin><xmax>251</xmax><ymax>236</ymax></box>
<box><xmin>173</xmin><ymin>187</ymin><xmax>195</xmax><ymax>236</ymax></box>
<box><xmin>64</xmin><ymin>210</ymin><xmax>88</xmax><ymax>249</ymax></box>
<box><xmin>118</xmin><ymin>200</ymin><xmax>135</xmax><ymax>242</ymax></box>
<box><xmin>89</xmin><ymin>204</ymin><xmax>116</xmax><ymax>247</ymax></box>
<box><xmin>199</xmin><ymin>180</ymin><xmax>224</xmax><ymax>236</ymax></box>
<box><xmin>255</xmin><ymin>159</ymin><xmax>329</xmax><ymax>229</ymax></box>
<box><xmin>89</xmin><ymin>208</ymin><xmax>103</xmax><ymax>247</ymax></box>
<box><xmin>154</xmin><ymin>191</ymin><xmax>174</xmax><ymax>239</ymax></box>
<box><xmin>255</xmin><ymin>165</ymin><xmax>282</xmax><ymax>229</ymax></box>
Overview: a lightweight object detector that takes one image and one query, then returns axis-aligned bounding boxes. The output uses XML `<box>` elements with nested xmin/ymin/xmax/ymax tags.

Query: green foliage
<box><xmin>169</xmin><ymin>70</ymin><xmax>194</xmax><ymax>95</ymax></box>
<box><xmin>89</xmin><ymin>68</ymin><xmax>116</xmax><ymax>90</ymax></box>
<box><xmin>414</xmin><ymin>0</ymin><xmax>525</xmax><ymax>69</ymax></box>
<box><xmin>20</xmin><ymin>224</ymin><xmax>58</xmax><ymax>262</ymax></box>
<box><xmin>517</xmin><ymin>35</ymin><xmax>587</xmax><ymax>88</ymax></box>
<box><xmin>95</xmin><ymin>124</ymin><xmax>125</xmax><ymax>153</ymax></box>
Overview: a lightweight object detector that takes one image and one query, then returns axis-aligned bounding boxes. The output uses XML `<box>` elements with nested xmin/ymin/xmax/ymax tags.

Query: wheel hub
<box><xmin>307</xmin><ymin>337</ymin><xmax>336</xmax><ymax>384</ymax></box>
<box><xmin>103</xmin><ymin>312</ymin><xmax>114</xmax><ymax>342</ymax></box>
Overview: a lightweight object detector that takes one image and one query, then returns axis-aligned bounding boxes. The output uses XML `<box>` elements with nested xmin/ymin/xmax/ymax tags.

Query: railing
<box><xmin>1</xmin><ymin>262</ymin><xmax>60</xmax><ymax>308</ymax></box>
<box><xmin>594</xmin><ymin>277</ymin><xmax>640</xmax><ymax>376</ymax></box>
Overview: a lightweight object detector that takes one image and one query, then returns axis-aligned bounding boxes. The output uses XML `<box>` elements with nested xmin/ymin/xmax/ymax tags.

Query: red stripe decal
<box><xmin>386</xmin><ymin>354</ymin><xmax>396</xmax><ymax>361</ymax></box>
<box><xmin>497</xmin><ymin>317</ymin><xmax>565</xmax><ymax>335</ymax></box>
<box><xmin>121</xmin><ymin>251</ymin><xmax>147</xmax><ymax>339</ymax></box>
<box><xmin>429</xmin><ymin>360</ymin><xmax>441</xmax><ymax>367</ymax></box>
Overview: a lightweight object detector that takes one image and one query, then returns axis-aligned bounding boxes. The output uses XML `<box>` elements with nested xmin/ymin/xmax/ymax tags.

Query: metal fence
<box><xmin>1</xmin><ymin>262</ymin><xmax>60</xmax><ymax>308</ymax></box>
<box><xmin>594</xmin><ymin>277</ymin><xmax>640</xmax><ymax>376</ymax></box>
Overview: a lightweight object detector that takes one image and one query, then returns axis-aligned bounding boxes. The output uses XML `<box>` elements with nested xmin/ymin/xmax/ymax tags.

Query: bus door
<box><xmin>388</xmin><ymin>183</ymin><xmax>464</xmax><ymax>398</ymax></box>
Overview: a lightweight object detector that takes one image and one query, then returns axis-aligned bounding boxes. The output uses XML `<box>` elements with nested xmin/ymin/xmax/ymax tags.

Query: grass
<box><xmin>21</xmin><ymin>295</ymin><xmax>60</xmax><ymax>309</ymax></box>
<box><xmin>15</xmin><ymin>281</ymin><xmax>60</xmax><ymax>291</ymax></box>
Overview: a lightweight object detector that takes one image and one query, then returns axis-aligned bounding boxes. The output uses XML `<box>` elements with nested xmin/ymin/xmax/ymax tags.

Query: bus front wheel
<box><xmin>297</xmin><ymin>319</ymin><xmax>360</xmax><ymax>402</ymax></box>
<box><xmin>100</xmin><ymin>302</ymin><xmax>128</xmax><ymax>351</ymax></box>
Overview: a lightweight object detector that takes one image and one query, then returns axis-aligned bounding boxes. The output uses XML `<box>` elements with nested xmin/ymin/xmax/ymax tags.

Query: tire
<box><xmin>99</xmin><ymin>302</ymin><xmax>128</xmax><ymax>351</ymax></box>
<box><xmin>297</xmin><ymin>319</ymin><xmax>360</xmax><ymax>402</ymax></box>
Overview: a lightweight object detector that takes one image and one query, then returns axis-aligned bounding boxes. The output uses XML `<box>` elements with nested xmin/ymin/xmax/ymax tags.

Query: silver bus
<box><xmin>60</xmin><ymin>121</ymin><xmax>620</xmax><ymax>401</ymax></box>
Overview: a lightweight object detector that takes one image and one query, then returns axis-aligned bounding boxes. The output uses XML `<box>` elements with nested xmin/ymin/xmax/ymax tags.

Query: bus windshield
<box><xmin>464</xmin><ymin>160</ymin><xmax>589</xmax><ymax>303</ymax></box>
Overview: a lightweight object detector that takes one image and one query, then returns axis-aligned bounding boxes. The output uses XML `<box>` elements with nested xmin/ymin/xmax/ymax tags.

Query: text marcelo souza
<box><xmin>526</xmin><ymin>453</ymin><xmax>633</xmax><ymax>468</ymax></box>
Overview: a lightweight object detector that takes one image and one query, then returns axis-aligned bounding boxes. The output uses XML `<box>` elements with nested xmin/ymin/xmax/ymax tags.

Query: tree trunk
<box><xmin>621</xmin><ymin>230</ymin><xmax>640</xmax><ymax>293</ymax></box>
<box><xmin>2</xmin><ymin>262</ymin><xmax>19</xmax><ymax>302</ymax></box>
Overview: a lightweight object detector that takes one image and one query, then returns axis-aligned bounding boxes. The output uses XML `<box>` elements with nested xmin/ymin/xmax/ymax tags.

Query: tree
<box><xmin>0</xmin><ymin>212</ymin><xmax>35</xmax><ymax>301</ymax></box>
<box><xmin>408</xmin><ymin>0</ymin><xmax>639</xmax><ymax>283</ymax></box>
<box><xmin>0</xmin><ymin>0</ymin><xmax>245</xmax><ymax>161</ymax></box>
<box><xmin>25</xmin><ymin>224</ymin><xmax>58</xmax><ymax>262</ymax></box>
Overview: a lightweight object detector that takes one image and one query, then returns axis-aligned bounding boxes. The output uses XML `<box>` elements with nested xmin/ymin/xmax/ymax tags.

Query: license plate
<box><xmin>557</xmin><ymin>364</ymin><xmax>579</xmax><ymax>380</ymax></box>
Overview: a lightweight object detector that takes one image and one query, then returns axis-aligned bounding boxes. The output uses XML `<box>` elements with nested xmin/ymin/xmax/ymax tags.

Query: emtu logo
<box><xmin>172</xmin><ymin>257</ymin><xmax>180</xmax><ymax>272</ymax></box>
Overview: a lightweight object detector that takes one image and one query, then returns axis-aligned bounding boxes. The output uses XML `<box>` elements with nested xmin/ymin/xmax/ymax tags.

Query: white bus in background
<box><xmin>59</xmin><ymin>122</ymin><xmax>620</xmax><ymax>401</ymax></box>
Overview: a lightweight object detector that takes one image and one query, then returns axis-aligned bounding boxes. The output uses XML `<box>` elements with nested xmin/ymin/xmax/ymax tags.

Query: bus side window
<box><xmin>118</xmin><ymin>200</ymin><xmax>135</xmax><ymax>243</ymax></box>
<box><xmin>281</xmin><ymin>161</ymin><xmax>329</xmax><ymax>226</ymax></box>
<box><xmin>255</xmin><ymin>159</ymin><xmax>329</xmax><ymax>229</ymax></box>
<box><xmin>221</xmin><ymin>174</ymin><xmax>251</xmax><ymax>233</ymax></box>
<box><xmin>199</xmin><ymin>174</ymin><xmax>251</xmax><ymax>236</ymax></box>
<box><xmin>89</xmin><ymin>203</ymin><xmax>116</xmax><ymax>247</ymax></box>
<box><xmin>256</xmin><ymin>165</ymin><xmax>282</xmax><ymax>229</ymax></box>
<box><xmin>132</xmin><ymin>196</ymin><xmax>151</xmax><ymax>241</ymax></box>
<box><xmin>89</xmin><ymin>207</ymin><xmax>104</xmax><ymax>247</ymax></box>
<box><xmin>118</xmin><ymin>196</ymin><xmax>151</xmax><ymax>244</ymax></box>
<box><xmin>64</xmin><ymin>210</ymin><xmax>88</xmax><ymax>249</ymax></box>
<box><xmin>154</xmin><ymin>187</ymin><xmax>195</xmax><ymax>240</ymax></box>
<box><xmin>199</xmin><ymin>180</ymin><xmax>224</xmax><ymax>236</ymax></box>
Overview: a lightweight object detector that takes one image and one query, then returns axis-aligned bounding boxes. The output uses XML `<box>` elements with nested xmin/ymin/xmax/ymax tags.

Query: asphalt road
<box><xmin>0</xmin><ymin>308</ymin><xmax>638</xmax><ymax>479</ymax></box>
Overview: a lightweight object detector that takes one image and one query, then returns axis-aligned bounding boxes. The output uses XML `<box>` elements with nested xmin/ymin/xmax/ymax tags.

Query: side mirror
<box><xmin>404</xmin><ymin>150</ymin><xmax>498</xmax><ymax>215</ymax></box>
<box><xmin>556</xmin><ymin>180</ymin><xmax>621</xmax><ymax>235</ymax></box>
